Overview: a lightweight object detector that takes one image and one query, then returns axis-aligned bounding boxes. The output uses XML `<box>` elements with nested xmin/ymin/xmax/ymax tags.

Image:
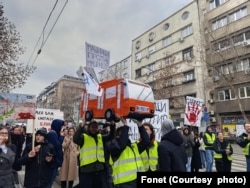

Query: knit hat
<box><xmin>161</xmin><ymin>119</ymin><xmax>175</xmax><ymax>135</ymax></box>
<box><xmin>36</xmin><ymin>127</ymin><xmax>47</xmax><ymax>137</ymax></box>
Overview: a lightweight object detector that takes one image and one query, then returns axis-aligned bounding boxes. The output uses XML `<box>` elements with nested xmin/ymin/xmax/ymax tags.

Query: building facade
<box><xmin>36</xmin><ymin>75</ymin><xmax>84</xmax><ymax>122</ymax></box>
<box><xmin>198</xmin><ymin>0</ymin><xmax>250</xmax><ymax>139</ymax></box>
<box><xmin>98</xmin><ymin>55</ymin><xmax>131</xmax><ymax>81</ymax></box>
<box><xmin>131</xmin><ymin>1</ymin><xmax>209</xmax><ymax>127</ymax></box>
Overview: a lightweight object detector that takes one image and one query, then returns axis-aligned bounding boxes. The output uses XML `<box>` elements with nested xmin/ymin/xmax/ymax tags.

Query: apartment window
<box><xmin>239</xmin><ymin>86</ymin><xmax>250</xmax><ymax>98</ymax></box>
<box><xmin>148</xmin><ymin>63</ymin><xmax>155</xmax><ymax>73</ymax></box>
<box><xmin>182</xmin><ymin>11</ymin><xmax>189</xmax><ymax>20</ymax></box>
<box><xmin>229</xmin><ymin>7</ymin><xmax>247</xmax><ymax>23</ymax></box>
<box><xmin>135</xmin><ymin>52</ymin><xmax>142</xmax><ymax>61</ymax></box>
<box><xmin>220</xmin><ymin>39</ymin><xmax>230</xmax><ymax>50</ymax></box>
<box><xmin>181</xmin><ymin>25</ymin><xmax>193</xmax><ymax>38</ymax></box>
<box><xmin>245</xmin><ymin>30</ymin><xmax>250</xmax><ymax>40</ymax></box>
<box><xmin>163</xmin><ymin>36</ymin><xmax>172</xmax><ymax>47</ymax></box>
<box><xmin>183</xmin><ymin>71</ymin><xmax>195</xmax><ymax>82</ymax></box>
<box><xmin>122</xmin><ymin>60</ymin><xmax>128</xmax><ymax>69</ymax></box>
<box><xmin>220</xmin><ymin>63</ymin><xmax>233</xmax><ymax>74</ymax></box>
<box><xmin>183</xmin><ymin>47</ymin><xmax>193</xmax><ymax>60</ymax></box>
<box><xmin>148</xmin><ymin>45</ymin><xmax>155</xmax><ymax>54</ymax></box>
<box><xmin>232</xmin><ymin>33</ymin><xmax>244</xmax><ymax>44</ymax></box>
<box><xmin>210</xmin><ymin>0</ymin><xmax>226</xmax><ymax>10</ymax></box>
<box><xmin>212</xmin><ymin>16</ymin><xmax>227</xmax><ymax>30</ymax></box>
<box><xmin>218</xmin><ymin>89</ymin><xmax>235</xmax><ymax>101</ymax></box>
<box><xmin>164</xmin><ymin>56</ymin><xmax>172</xmax><ymax>66</ymax></box>
<box><xmin>163</xmin><ymin>23</ymin><xmax>169</xmax><ymax>31</ymax></box>
<box><xmin>135</xmin><ymin>69</ymin><xmax>142</xmax><ymax>78</ymax></box>
<box><xmin>236</xmin><ymin>58</ymin><xmax>250</xmax><ymax>72</ymax></box>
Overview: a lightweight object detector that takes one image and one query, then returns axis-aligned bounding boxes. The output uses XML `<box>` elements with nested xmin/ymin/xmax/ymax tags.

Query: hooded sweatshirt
<box><xmin>47</xmin><ymin>119</ymin><xmax>65</xmax><ymax>167</ymax></box>
<box><xmin>158</xmin><ymin>119</ymin><xmax>187</xmax><ymax>171</ymax></box>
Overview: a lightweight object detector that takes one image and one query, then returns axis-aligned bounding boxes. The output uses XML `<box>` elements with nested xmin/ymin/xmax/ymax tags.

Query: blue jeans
<box><xmin>246</xmin><ymin>156</ymin><xmax>250</xmax><ymax>172</ymax></box>
<box><xmin>205</xmin><ymin>149</ymin><xmax>214</xmax><ymax>172</ymax></box>
<box><xmin>186</xmin><ymin>156</ymin><xmax>192</xmax><ymax>172</ymax></box>
<box><xmin>199</xmin><ymin>150</ymin><xmax>206</xmax><ymax>168</ymax></box>
<box><xmin>46</xmin><ymin>165</ymin><xmax>59</xmax><ymax>188</ymax></box>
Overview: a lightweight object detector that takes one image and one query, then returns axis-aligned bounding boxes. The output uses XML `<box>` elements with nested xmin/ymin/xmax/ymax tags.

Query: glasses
<box><xmin>0</xmin><ymin>132</ymin><xmax>8</xmax><ymax>136</ymax></box>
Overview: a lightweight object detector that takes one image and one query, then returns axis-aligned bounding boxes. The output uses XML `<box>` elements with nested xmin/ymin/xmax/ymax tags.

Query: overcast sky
<box><xmin>2</xmin><ymin>0</ymin><xmax>193</xmax><ymax>96</ymax></box>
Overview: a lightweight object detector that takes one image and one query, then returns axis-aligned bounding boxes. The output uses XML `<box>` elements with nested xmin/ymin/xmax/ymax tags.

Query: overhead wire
<box><xmin>26</xmin><ymin>0</ymin><xmax>58</xmax><ymax>66</ymax></box>
<box><xmin>27</xmin><ymin>0</ymin><xmax>69</xmax><ymax>67</ymax></box>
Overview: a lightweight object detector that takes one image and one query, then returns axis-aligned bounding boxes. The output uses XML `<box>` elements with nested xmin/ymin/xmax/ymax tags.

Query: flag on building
<box><xmin>184</xmin><ymin>96</ymin><xmax>203</xmax><ymax>127</ymax></box>
<box><xmin>77</xmin><ymin>66</ymin><xmax>103</xmax><ymax>97</ymax></box>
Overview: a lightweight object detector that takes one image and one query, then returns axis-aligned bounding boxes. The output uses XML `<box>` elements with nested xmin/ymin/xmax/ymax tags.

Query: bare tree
<box><xmin>201</xmin><ymin>23</ymin><xmax>249</xmax><ymax>123</ymax></box>
<box><xmin>0</xmin><ymin>3</ymin><xmax>36</xmax><ymax>92</ymax></box>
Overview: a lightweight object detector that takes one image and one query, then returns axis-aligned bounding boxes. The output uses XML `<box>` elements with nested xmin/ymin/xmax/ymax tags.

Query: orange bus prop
<box><xmin>80</xmin><ymin>78</ymin><xmax>155</xmax><ymax>121</ymax></box>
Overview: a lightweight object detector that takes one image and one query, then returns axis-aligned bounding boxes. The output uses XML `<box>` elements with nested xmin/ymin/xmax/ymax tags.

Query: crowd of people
<box><xmin>0</xmin><ymin>118</ymin><xmax>250</xmax><ymax>188</ymax></box>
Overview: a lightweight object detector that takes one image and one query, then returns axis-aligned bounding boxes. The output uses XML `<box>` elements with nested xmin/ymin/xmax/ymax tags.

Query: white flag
<box><xmin>76</xmin><ymin>67</ymin><xmax>103</xmax><ymax>96</ymax></box>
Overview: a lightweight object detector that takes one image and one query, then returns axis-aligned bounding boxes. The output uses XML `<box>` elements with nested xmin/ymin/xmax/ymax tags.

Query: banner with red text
<box><xmin>26</xmin><ymin>108</ymin><xmax>64</xmax><ymax>133</ymax></box>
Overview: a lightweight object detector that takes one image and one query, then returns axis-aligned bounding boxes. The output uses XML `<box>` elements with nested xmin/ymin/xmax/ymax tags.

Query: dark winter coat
<box><xmin>10</xmin><ymin>133</ymin><xmax>25</xmax><ymax>159</ymax></box>
<box><xmin>0</xmin><ymin>147</ymin><xmax>16</xmax><ymax>188</ymax></box>
<box><xmin>18</xmin><ymin>141</ymin><xmax>56</xmax><ymax>188</ymax></box>
<box><xmin>47</xmin><ymin>119</ymin><xmax>65</xmax><ymax>167</ymax></box>
<box><xmin>191</xmin><ymin>136</ymin><xmax>202</xmax><ymax>171</ymax></box>
<box><xmin>158</xmin><ymin>129</ymin><xmax>187</xmax><ymax>172</ymax></box>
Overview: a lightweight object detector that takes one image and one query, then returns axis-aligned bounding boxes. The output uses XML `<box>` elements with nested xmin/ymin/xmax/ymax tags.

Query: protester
<box><xmin>182</xmin><ymin>126</ymin><xmax>195</xmax><ymax>172</ymax></box>
<box><xmin>198</xmin><ymin>132</ymin><xmax>206</xmax><ymax>169</ymax></box>
<box><xmin>190</xmin><ymin>130</ymin><xmax>202</xmax><ymax>172</ymax></box>
<box><xmin>60</xmin><ymin>127</ymin><xmax>79</xmax><ymax>188</ymax></box>
<box><xmin>203</xmin><ymin>126</ymin><xmax>216</xmax><ymax>172</ymax></box>
<box><xmin>140</xmin><ymin>122</ymin><xmax>158</xmax><ymax>171</ymax></box>
<box><xmin>108</xmin><ymin>117</ymin><xmax>150</xmax><ymax>188</ymax></box>
<box><xmin>101</xmin><ymin>121</ymin><xmax>114</xmax><ymax>188</ymax></box>
<box><xmin>46</xmin><ymin>119</ymin><xmax>65</xmax><ymax>188</ymax></box>
<box><xmin>0</xmin><ymin>125</ymin><xmax>16</xmax><ymax>188</ymax></box>
<box><xmin>213</xmin><ymin>132</ymin><xmax>233</xmax><ymax>172</ymax></box>
<box><xmin>158</xmin><ymin>119</ymin><xmax>187</xmax><ymax>172</ymax></box>
<box><xmin>237</xmin><ymin>122</ymin><xmax>250</xmax><ymax>172</ymax></box>
<box><xmin>18</xmin><ymin>127</ymin><xmax>56</xmax><ymax>188</ymax></box>
<box><xmin>10</xmin><ymin>125</ymin><xmax>25</xmax><ymax>159</ymax></box>
<box><xmin>73</xmin><ymin>118</ymin><xmax>115</xmax><ymax>188</ymax></box>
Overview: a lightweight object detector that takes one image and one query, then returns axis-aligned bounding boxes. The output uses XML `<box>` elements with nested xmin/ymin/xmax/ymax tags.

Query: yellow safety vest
<box><xmin>79</xmin><ymin>133</ymin><xmax>105</xmax><ymax>167</ymax></box>
<box><xmin>110</xmin><ymin>143</ymin><xmax>144</xmax><ymax>185</ymax></box>
<box><xmin>214</xmin><ymin>142</ymin><xmax>232</xmax><ymax>161</ymax></box>
<box><xmin>242</xmin><ymin>136</ymin><xmax>250</xmax><ymax>156</ymax></box>
<box><xmin>204</xmin><ymin>133</ymin><xmax>216</xmax><ymax>148</ymax></box>
<box><xmin>140</xmin><ymin>140</ymin><xmax>158</xmax><ymax>171</ymax></box>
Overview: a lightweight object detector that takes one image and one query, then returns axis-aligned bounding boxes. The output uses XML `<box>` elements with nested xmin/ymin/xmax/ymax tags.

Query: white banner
<box><xmin>26</xmin><ymin>108</ymin><xmax>64</xmax><ymax>133</ymax></box>
<box><xmin>184</xmin><ymin>96</ymin><xmax>203</xmax><ymax>127</ymax></box>
<box><xmin>85</xmin><ymin>42</ymin><xmax>110</xmax><ymax>70</ymax></box>
<box><xmin>128</xmin><ymin>99</ymin><xmax>170</xmax><ymax>142</ymax></box>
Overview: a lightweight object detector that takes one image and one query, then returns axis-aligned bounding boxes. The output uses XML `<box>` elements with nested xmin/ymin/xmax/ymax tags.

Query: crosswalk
<box><xmin>231</xmin><ymin>153</ymin><xmax>246</xmax><ymax>172</ymax></box>
<box><xmin>199</xmin><ymin>152</ymin><xmax>247</xmax><ymax>172</ymax></box>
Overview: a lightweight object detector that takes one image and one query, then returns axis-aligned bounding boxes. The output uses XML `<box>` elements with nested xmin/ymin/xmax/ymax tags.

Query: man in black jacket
<box><xmin>158</xmin><ymin>119</ymin><xmax>187</xmax><ymax>172</ymax></box>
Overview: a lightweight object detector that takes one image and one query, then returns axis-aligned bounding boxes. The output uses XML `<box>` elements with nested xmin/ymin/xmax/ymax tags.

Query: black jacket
<box><xmin>158</xmin><ymin>129</ymin><xmax>187</xmax><ymax>172</ymax></box>
<box><xmin>107</xmin><ymin>125</ymin><xmax>150</xmax><ymax>163</ymax></box>
<box><xmin>18</xmin><ymin>141</ymin><xmax>56</xmax><ymax>188</ymax></box>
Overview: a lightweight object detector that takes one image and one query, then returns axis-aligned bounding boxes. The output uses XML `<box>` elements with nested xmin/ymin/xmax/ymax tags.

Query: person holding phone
<box><xmin>18</xmin><ymin>128</ymin><xmax>56</xmax><ymax>188</ymax></box>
